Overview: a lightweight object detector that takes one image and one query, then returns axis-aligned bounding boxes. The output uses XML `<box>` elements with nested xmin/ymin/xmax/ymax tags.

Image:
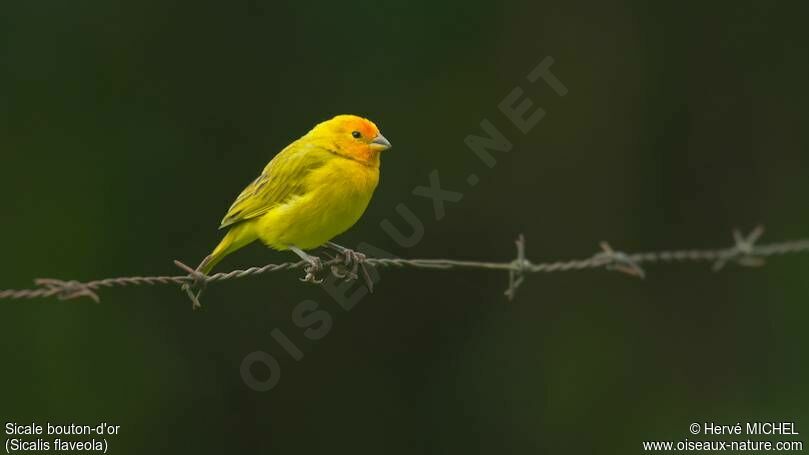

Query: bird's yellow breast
<box><xmin>255</xmin><ymin>157</ymin><xmax>379</xmax><ymax>250</ymax></box>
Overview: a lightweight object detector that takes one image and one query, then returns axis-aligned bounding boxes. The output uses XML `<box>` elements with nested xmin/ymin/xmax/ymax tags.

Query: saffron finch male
<box><xmin>197</xmin><ymin>114</ymin><xmax>391</xmax><ymax>277</ymax></box>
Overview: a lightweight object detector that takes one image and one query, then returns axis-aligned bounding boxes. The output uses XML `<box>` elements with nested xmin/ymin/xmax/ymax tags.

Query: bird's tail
<box><xmin>197</xmin><ymin>223</ymin><xmax>258</xmax><ymax>275</ymax></box>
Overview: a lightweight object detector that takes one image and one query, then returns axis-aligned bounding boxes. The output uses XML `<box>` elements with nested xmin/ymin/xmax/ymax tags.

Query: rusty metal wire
<box><xmin>1</xmin><ymin>226</ymin><xmax>807</xmax><ymax>309</ymax></box>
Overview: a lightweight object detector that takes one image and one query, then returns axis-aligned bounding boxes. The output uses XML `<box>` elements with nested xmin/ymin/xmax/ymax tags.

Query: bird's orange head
<box><xmin>307</xmin><ymin>114</ymin><xmax>392</xmax><ymax>165</ymax></box>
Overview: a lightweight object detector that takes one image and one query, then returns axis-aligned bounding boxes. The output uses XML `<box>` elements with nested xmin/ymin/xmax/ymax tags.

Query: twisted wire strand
<box><xmin>1</xmin><ymin>227</ymin><xmax>807</xmax><ymax>307</ymax></box>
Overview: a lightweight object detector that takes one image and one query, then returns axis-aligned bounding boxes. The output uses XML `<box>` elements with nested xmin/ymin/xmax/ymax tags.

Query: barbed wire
<box><xmin>1</xmin><ymin>226</ymin><xmax>807</xmax><ymax>309</ymax></box>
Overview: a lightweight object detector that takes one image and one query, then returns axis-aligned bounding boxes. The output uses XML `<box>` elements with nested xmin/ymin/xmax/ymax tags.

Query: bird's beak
<box><xmin>370</xmin><ymin>133</ymin><xmax>392</xmax><ymax>152</ymax></box>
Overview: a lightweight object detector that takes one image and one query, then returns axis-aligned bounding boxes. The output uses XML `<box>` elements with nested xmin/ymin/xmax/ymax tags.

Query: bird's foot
<box><xmin>288</xmin><ymin>246</ymin><xmax>324</xmax><ymax>284</ymax></box>
<box><xmin>300</xmin><ymin>255</ymin><xmax>324</xmax><ymax>284</ymax></box>
<box><xmin>325</xmin><ymin>243</ymin><xmax>375</xmax><ymax>292</ymax></box>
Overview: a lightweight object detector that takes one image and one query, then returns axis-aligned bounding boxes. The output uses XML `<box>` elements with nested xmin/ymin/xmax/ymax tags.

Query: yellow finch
<box><xmin>197</xmin><ymin>114</ymin><xmax>391</xmax><ymax>275</ymax></box>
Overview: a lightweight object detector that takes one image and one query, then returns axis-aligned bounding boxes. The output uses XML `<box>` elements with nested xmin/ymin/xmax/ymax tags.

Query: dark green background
<box><xmin>2</xmin><ymin>1</ymin><xmax>807</xmax><ymax>453</ymax></box>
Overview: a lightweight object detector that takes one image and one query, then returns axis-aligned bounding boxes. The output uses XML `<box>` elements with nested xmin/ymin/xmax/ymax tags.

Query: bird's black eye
<box><xmin>351</xmin><ymin>131</ymin><xmax>361</xmax><ymax>139</ymax></box>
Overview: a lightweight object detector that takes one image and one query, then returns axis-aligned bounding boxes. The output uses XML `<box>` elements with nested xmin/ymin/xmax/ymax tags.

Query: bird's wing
<box><xmin>219</xmin><ymin>142</ymin><xmax>329</xmax><ymax>229</ymax></box>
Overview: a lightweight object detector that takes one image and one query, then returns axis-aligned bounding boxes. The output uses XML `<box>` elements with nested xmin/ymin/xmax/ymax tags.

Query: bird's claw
<box><xmin>299</xmin><ymin>271</ymin><xmax>324</xmax><ymax>284</ymax></box>
<box><xmin>329</xmin><ymin>249</ymin><xmax>375</xmax><ymax>292</ymax></box>
<box><xmin>330</xmin><ymin>264</ymin><xmax>359</xmax><ymax>281</ymax></box>
<box><xmin>299</xmin><ymin>256</ymin><xmax>324</xmax><ymax>284</ymax></box>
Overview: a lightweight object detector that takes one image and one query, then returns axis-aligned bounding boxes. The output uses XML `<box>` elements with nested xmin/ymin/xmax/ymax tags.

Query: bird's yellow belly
<box><xmin>255</xmin><ymin>160</ymin><xmax>378</xmax><ymax>250</ymax></box>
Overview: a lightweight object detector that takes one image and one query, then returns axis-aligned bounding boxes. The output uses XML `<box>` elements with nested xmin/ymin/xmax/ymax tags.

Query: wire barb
<box><xmin>712</xmin><ymin>225</ymin><xmax>766</xmax><ymax>271</ymax></box>
<box><xmin>594</xmin><ymin>242</ymin><xmax>646</xmax><ymax>279</ymax></box>
<box><xmin>504</xmin><ymin>234</ymin><xmax>528</xmax><ymax>300</ymax></box>
<box><xmin>174</xmin><ymin>260</ymin><xmax>209</xmax><ymax>310</ymax></box>
<box><xmin>34</xmin><ymin>279</ymin><xmax>100</xmax><ymax>303</ymax></box>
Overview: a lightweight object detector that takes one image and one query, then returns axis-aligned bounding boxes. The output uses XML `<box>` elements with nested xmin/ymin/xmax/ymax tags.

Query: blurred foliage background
<box><xmin>1</xmin><ymin>0</ymin><xmax>808</xmax><ymax>453</ymax></box>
